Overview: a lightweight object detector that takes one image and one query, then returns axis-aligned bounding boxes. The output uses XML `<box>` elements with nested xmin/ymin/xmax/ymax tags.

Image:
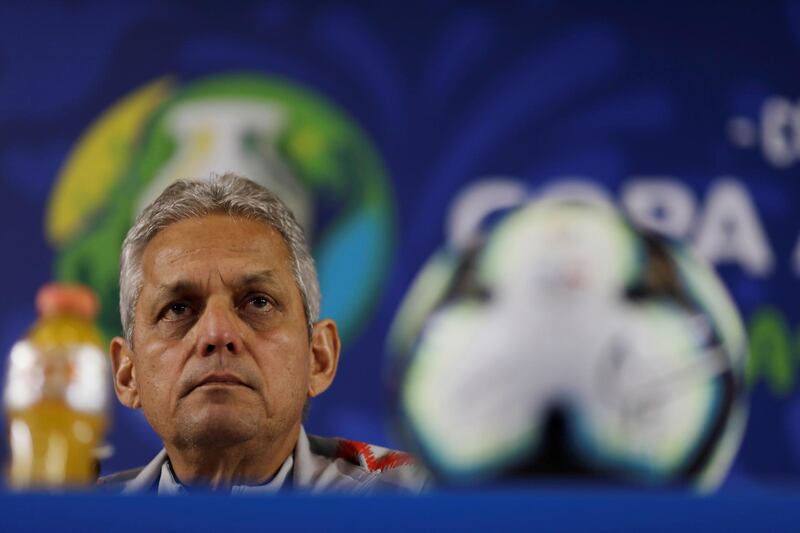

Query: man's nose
<box><xmin>194</xmin><ymin>300</ymin><xmax>242</xmax><ymax>356</ymax></box>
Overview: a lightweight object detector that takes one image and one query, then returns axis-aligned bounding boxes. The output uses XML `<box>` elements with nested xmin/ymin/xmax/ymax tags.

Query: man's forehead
<box><xmin>157</xmin><ymin>269</ymin><xmax>277</xmax><ymax>288</ymax></box>
<box><xmin>140</xmin><ymin>215</ymin><xmax>292</xmax><ymax>287</ymax></box>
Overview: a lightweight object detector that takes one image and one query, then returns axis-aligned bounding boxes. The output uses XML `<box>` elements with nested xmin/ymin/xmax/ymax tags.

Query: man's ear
<box><xmin>307</xmin><ymin>319</ymin><xmax>340</xmax><ymax>398</ymax></box>
<box><xmin>109</xmin><ymin>336</ymin><xmax>142</xmax><ymax>409</ymax></box>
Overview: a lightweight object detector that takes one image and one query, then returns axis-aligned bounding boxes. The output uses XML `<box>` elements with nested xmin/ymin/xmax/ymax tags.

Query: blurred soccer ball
<box><xmin>388</xmin><ymin>199</ymin><xmax>748</xmax><ymax>490</ymax></box>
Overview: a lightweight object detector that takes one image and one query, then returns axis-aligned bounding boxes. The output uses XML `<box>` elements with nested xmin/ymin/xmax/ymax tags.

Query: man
<box><xmin>101</xmin><ymin>174</ymin><xmax>427</xmax><ymax>494</ymax></box>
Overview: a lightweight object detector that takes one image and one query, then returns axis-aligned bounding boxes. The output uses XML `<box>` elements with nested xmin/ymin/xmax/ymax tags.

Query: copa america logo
<box><xmin>45</xmin><ymin>72</ymin><xmax>395</xmax><ymax>344</ymax></box>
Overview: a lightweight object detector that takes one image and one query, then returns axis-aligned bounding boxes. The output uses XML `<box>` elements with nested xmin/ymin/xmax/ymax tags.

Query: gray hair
<box><xmin>119</xmin><ymin>173</ymin><xmax>320</xmax><ymax>346</ymax></box>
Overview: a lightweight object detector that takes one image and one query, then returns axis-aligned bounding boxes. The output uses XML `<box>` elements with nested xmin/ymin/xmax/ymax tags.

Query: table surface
<box><xmin>1</xmin><ymin>487</ymin><xmax>799</xmax><ymax>532</ymax></box>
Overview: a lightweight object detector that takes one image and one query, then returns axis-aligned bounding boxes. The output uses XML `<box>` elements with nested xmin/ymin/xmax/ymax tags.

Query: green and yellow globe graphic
<box><xmin>46</xmin><ymin>73</ymin><xmax>394</xmax><ymax>342</ymax></box>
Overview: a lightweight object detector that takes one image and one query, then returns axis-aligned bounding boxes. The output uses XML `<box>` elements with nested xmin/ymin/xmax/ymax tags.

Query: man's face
<box><xmin>124</xmin><ymin>214</ymin><xmax>313</xmax><ymax>450</ymax></box>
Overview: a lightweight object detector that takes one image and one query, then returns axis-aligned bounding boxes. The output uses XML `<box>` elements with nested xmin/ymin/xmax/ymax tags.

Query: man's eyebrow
<box><xmin>236</xmin><ymin>270</ymin><xmax>278</xmax><ymax>286</ymax></box>
<box><xmin>155</xmin><ymin>280</ymin><xmax>203</xmax><ymax>297</ymax></box>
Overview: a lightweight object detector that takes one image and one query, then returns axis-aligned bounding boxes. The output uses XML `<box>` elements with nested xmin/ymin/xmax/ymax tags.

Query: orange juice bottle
<box><xmin>3</xmin><ymin>283</ymin><xmax>110</xmax><ymax>488</ymax></box>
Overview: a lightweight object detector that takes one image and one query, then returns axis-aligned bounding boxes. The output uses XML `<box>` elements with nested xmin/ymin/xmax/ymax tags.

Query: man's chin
<box><xmin>180</xmin><ymin>419</ymin><xmax>258</xmax><ymax>450</ymax></box>
<box><xmin>175</xmin><ymin>400</ymin><xmax>262</xmax><ymax>449</ymax></box>
<box><xmin>181</xmin><ymin>383</ymin><xmax>259</xmax><ymax>412</ymax></box>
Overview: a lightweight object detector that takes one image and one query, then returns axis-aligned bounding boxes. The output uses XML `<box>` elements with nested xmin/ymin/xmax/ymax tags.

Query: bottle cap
<box><xmin>36</xmin><ymin>283</ymin><xmax>99</xmax><ymax>320</ymax></box>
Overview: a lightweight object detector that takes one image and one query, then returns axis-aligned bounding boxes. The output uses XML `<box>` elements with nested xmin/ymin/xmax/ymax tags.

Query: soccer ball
<box><xmin>388</xmin><ymin>198</ymin><xmax>748</xmax><ymax>490</ymax></box>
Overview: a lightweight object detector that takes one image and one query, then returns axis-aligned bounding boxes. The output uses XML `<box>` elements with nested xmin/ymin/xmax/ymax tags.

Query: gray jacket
<box><xmin>98</xmin><ymin>427</ymin><xmax>429</xmax><ymax>494</ymax></box>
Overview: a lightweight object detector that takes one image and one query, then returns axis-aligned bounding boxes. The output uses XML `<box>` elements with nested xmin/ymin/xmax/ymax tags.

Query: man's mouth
<box><xmin>193</xmin><ymin>373</ymin><xmax>251</xmax><ymax>390</ymax></box>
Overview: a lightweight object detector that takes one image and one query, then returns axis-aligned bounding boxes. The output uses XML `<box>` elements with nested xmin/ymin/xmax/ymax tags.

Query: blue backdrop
<box><xmin>1</xmin><ymin>0</ymin><xmax>800</xmax><ymax>486</ymax></box>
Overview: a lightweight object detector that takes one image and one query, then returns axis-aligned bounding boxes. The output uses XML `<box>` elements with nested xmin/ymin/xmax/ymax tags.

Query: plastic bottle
<box><xmin>3</xmin><ymin>283</ymin><xmax>110</xmax><ymax>488</ymax></box>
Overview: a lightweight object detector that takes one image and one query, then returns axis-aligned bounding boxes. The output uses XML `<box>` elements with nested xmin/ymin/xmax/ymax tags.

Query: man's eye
<box><xmin>246</xmin><ymin>295</ymin><xmax>272</xmax><ymax>311</ymax></box>
<box><xmin>163</xmin><ymin>302</ymin><xmax>192</xmax><ymax>320</ymax></box>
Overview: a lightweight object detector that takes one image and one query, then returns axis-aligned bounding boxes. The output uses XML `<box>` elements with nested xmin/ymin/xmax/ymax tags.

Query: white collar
<box><xmin>124</xmin><ymin>427</ymin><xmax>309</xmax><ymax>494</ymax></box>
<box><xmin>157</xmin><ymin>452</ymin><xmax>294</xmax><ymax>495</ymax></box>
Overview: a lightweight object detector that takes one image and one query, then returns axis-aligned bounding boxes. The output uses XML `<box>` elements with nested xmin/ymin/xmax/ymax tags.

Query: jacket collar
<box><xmin>122</xmin><ymin>448</ymin><xmax>167</xmax><ymax>494</ymax></box>
<box><xmin>123</xmin><ymin>426</ymin><xmax>313</xmax><ymax>494</ymax></box>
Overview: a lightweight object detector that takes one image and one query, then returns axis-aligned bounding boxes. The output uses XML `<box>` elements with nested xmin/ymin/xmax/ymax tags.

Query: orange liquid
<box><xmin>6</xmin><ymin>314</ymin><xmax>108</xmax><ymax>489</ymax></box>
<box><xmin>27</xmin><ymin>314</ymin><xmax>103</xmax><ymax>349</ymax></box>
<box><xmin>7</xmin><ymin>402</ymin><xmax>105</xmax><ymax>488</ymax></box>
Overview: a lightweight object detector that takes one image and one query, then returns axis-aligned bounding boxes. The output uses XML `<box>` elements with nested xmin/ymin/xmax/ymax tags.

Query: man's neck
<box><xmin>164</xmin><ymin>424</ymin><xmax>301</xmax><ymax>490</ymax></box>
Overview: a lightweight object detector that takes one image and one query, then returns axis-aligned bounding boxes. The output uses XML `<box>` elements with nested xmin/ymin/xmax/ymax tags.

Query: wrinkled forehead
<box><xmin>140</xmin><ymin>214</ymin><xmax>294</xmax><ymax>290</ymax></box>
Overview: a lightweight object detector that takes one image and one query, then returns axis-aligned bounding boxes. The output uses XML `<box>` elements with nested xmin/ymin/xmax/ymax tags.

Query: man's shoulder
<box><xmin>97</xmin><ymin>448</ymin><xmax>167</xmax><ymax>493</ymax></box>
<box><xmin>303</xmin><ymin>433</ymin><xmax>430</xmax><ymax>494</ymax></box>
<box><xmin>96</xmin><ymin>467</ymin><xmax>146</xmax><ymax>491</ymax></box>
